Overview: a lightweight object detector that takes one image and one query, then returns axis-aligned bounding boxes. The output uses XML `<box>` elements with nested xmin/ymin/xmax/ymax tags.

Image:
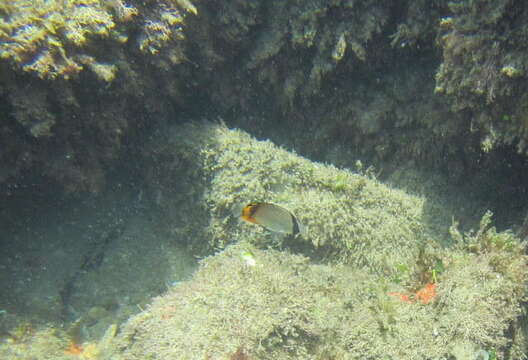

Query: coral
<box><xmin>389</xmin><ymin>0</ymin><xmax>445</xmax><ymax>49</ymax></box>
<box><xmin>134</xmin><ymin>0</ymin><xmax>194</xmax><ymax>65</ymax></box>
<box><xmin>138</xmin><ymin>15</ymin><xmax>184</xmax><ymax>56</ymax></box>
<box><xmin>64</xmin><ymin>341</ymin><xmax>84</xmax><ymax>355</ymax></box>
<box><xmin>0</xmin><ymin>0</ymin><xmax>196</xmax><ymax>79</ymax></box>
<box><xmin>174</xmin><ymin>0</ymin><xmax>198</xmax><ymax>16</ymax></box>
<box><xmin>186</xmin><ymin>0</ymin><xmax>396</xmax><ymax>115</ymax></box>
<box><xmin>8</xmin><ymin>81</ymin><xmax>56</xmax><ymax>137</ymax></box>
<box><xmin>414</xmin><ymin>282</ymin><xmax>437</xmax><ymax>304</ymax></box>
<box><xmin>0</xmin><ymin>0</ymin><xmax>523</xmax><ymax>203</ymax></box>
<box><xmin>78</xmin><ymin>56</ymin><xmax>118</xmax><ymax>82</ymax></box>
<box><xmin>390</xmin><ymin>282</ymin><xmax>438</xmax><ymax>305</ymax></box>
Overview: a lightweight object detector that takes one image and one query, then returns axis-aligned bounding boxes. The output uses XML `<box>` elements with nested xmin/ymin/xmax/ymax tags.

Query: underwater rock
<box><xmin>142</xmin><ymin>121</ymin><xmax>441</xmax><ymax>275</ymax></box>
<box><xmin>109</xmin><ymin>232</ymin><xmax>527</xmax><ymax>359</ymax></box>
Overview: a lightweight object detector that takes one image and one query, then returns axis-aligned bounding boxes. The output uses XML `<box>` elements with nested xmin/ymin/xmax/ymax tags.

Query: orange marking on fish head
<box><xmin>241</xmin><ymin>203</ymin><xmax>259</xmax><ymax>224</ymax></box>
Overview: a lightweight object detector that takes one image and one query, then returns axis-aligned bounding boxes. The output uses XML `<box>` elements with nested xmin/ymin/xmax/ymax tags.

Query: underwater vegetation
<box><xmin>0</xmin><ymin>0</ymin><xmax>198</xmax><ymax>192</ymax></box>
<box><xmin>1</xmin><ymin>113</ymin><xmax>527</xmax><ymax>359</ymax></box>
<box><xmin>0</xmin><ymin>0</ymin><xmax>118</xmax><ymax>79</ymax></box>
<box><xmin>142</xmin><ymin>121</ymin><xmax>440</xmax><ymax>275</ymax></box>
<box><xmin>131</xmin><ymin>121</ymin><xmax>528</xmax><ymax>358</ymax></box>
<box><xmin>0</xmin><ymin>0</ymin><xmax>528</xmax><ymax>198</ymax></box>
<box><xmin>0</xmin><ymin>322</ymin><xmax>118</xmax><ymax>360</ymax></box>
<box><xmin>434</xmin><ymin>0</ymin><xmax>528</xmax><ymax>153</ymax></box>
<box><xmin>0</xmin><ymin>0</ymin><xmax>196</xmax><ymax>79</ymax></box>
<box><xmin>108</xmin><ymin>232</ymin><xmax>526</xmax><ymax>359</ymax></box>
<box><xmin>1</xmin><ymin>0</ymin><xmax>528</xmax><ymax>358</ymax></box>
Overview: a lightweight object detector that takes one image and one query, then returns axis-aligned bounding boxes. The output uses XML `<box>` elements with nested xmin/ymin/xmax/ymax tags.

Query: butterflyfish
<box><xmin>240</xmin><ymin>202</ymin><xmax>304</xmax><ymax>236</ymax></box>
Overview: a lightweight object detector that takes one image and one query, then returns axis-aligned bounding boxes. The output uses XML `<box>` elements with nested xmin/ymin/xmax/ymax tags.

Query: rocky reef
<box><xmin>2</xmin><ymin>122</ymin><xmax>525</xmax><ymax>359</ymax></box>
<box><xmin>2</xmin><ymin>0</ymin><xmax>528</xmax><ymax>198</ymax></box>
<box><xmin>0</xmin><ymin>0</ymin><xmax>196</xmax><ymax>193</ymax></box>
<box><xmin>2</xmin><ymin>0</ymin><xmax>528</xmax><ymax>358</ymax></box>
<box><xmin>142</xmin><ymin>121</ymin><xmax>446</xmax><ymax>272</ymax></box>
<box><xmin>109</xmin><ymin>236</ymin><xmax>526</xmax><ymax>359</ymax></box>
<box><xmin>95</xmin><ymin>124</ymin><xmax>528</xmax><ymax>358</ymax></box>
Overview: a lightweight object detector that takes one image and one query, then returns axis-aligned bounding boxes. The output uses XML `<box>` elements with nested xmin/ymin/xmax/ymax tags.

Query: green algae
<box><xmin>108</xmin><ymin>232</ymin><xmax>526</xmax><ymax>359</ymax></box>
<box><xmin>0</xmin><ymin>0</ymin><xmax>116</xmax><ymax>79</ymax></box>
<box><xmin>0</xmin><ymin>121</ymin><xmax>526</xmax><ymax>359</ymax></box>
<box><xmin>124</xmin><ymin>121</ymin><xmax>528</xmax><ymax>358</ymax></box>
<box><xmin>142</xmin><ymin>121</ymin><xmax>442</xmax><ymax>278</ymax></box>
<box><xmin>0</xmin><ymin>0</ymin><xmax>193</xmax><ymax>78</ymax></box>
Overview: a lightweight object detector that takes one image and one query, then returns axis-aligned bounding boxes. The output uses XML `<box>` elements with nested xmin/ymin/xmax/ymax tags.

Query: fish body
<box><xmin>240</xmin><ymin>202</ymin><xmax>304</xmax><ymax>236</ymax></box>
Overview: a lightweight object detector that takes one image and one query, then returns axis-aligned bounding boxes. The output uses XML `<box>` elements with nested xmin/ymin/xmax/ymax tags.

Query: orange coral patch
<box><xmin>65</xmin><ymin>342</ymin><xmax>84</xmax><ymax>355</ymax></box>
<box><xmin>415</xmin><ymin>283</ymin><xmax>437</xmax><ymax>304</ymax></box>
<box><xmin>389</xmin><ymin>283</ymin><xmax>438</xmax><ymax>305</ymax></box>
<box><xmin>388</xmin><ymin>292</ymin><xmax>412</xmax><ymax>303</ymax></box>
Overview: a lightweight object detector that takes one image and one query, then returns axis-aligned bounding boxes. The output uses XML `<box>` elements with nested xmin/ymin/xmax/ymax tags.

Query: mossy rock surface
<box><xmin>143</xmin><ymin>121</ymin><xmax>445</xmax><ymax>276</ymax></box>
<box><xmin>109</xmin><ymin>239</ymin><xmax>527</xmax><ymax>359</ymax></box>
<box><xmin>128</xmin><ymin>121</ymin><xmax>528</xmax><ymax>359</ymax></box>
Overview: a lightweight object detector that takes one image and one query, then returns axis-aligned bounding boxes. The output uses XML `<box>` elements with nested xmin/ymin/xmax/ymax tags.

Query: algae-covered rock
<box><xmin>143</xmin><ymin>121</ymin><xmax>446</xmax><ymax>277</ymax></box>
<box><xmin>0</xmin><ymin>121</ymin><xmax>525</xmax><ymax>359</ymax></box>
<box><xmin>0</xmin><ymin>326</ymin><xmax>71</xmax><ymax>360</ymax></box>
<box><xmin>0</xmin><ymin>0</ymin><xmax>117</xmax><ymax>79</ymax></box>
<box><xmin>434</xmin><ymin>0</ymin><xmax>528</xmax><ymax>153</ymax></box>
<box><xmin>107</xmin><ymin>231</ymin><xmax>526</xmax><ymax>359</ymax></box>
<box><xmin>129</xmin><ymin>121</ymin><xmax>527</xmax><ymax>359</ymax></box>
<box><xmin>0</xmin><ymin>0</ymin><xmax>196</xmax><ymax>193</ymax></box>
<box><xmin>0</xmin><ymin>322</ymin><xmax>120</xmax><ymax>360</ymax></box>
